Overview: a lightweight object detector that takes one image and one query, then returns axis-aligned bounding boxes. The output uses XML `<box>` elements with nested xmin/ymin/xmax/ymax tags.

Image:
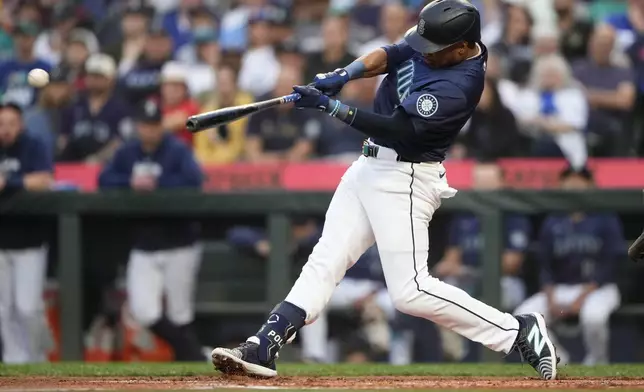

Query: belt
<box><xmin>361</xmin><ymin>142</ymin><xmax>422</xmax><ymax>163</ymax></box>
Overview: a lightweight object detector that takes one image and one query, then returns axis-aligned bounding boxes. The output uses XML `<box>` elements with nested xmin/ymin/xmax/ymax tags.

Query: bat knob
<box><xmin>186</xmin><ymin>117</ymin><xmax>199</xmax><ymax>132</ymax></box>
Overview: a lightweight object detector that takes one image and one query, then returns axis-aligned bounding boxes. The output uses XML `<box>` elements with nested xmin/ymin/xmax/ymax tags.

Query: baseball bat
<box><xmin>186</xmin><ymin>93</ymin><xmax>301</xmax><ymax>133</ymax></box>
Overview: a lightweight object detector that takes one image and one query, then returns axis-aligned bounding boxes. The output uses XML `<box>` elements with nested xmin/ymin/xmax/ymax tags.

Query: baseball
<box><xmin>27</xmin><ymin>68</ymin><xmax>49</xmax><ymax>88</ymax></box>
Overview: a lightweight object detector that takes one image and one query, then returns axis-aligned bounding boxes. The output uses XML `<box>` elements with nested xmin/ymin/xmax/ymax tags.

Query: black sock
<box><xmin>150</xmin><ymin>318</ymin><xmax>203</xmax><ymax>361</ymax></box>
<box><xmin>254</xmin><ymin>301</ymin><xmax>306</xmax><ymax>363</ymax></box>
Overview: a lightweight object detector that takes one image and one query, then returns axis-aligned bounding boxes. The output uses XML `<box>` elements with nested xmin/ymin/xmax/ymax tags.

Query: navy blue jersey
<box><xmin>0</xmin><ymin>131</ymin><xmax>53</xmax><ymax>249</ymax></box>
<box><xmin>119</xmin><ymin>60</ymin><xmax>164</xmax><ymax>105</ymax></box>
<box><xmin>98</xmin><ymin>134</ymin><xmax>203</xmax><ymax>250</ymax></box>
<box><xmin>447</xmin><ymin>213</ymin><xmax>531</xmax><ymax>267</ymax></box>
<box><xmin>374</xmin><ymin>41</ymin><xmax>486</xmax><ymax>162</ymax></box>
<box><xmin>0</xmin><ymin>59</ymin><xmax>52</xmax><ymax>108</ymax></box>
<box><xmin>59</xmin><ymin>94</ymin><xmax>134</xmax><ymax>161</ymax></box>
<box><xmin>538</xmin><ymin>213</ymin><xmax>625</xmax><ymax>286</ymax></box>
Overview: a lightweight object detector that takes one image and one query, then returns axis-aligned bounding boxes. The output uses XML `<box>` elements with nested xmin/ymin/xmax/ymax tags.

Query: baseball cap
<box><xmin>14</xmin><ymin>22</ymin><xmax>41</xmax><ymax>37</ymax></box>
<box><xmin>160</xmin><ymin>61</ymin><xmax>187</xmax><ymax>84</ymax></box>
<box><xmin>85</xmin><ymin>53</ymin><xmax>117</xmax><ymax>78</ymax></box>
<box><xmin>193</xmin><ymin>27</ymin><xmax>219</xmax><ymax>44</ymax></box>
<box><xmin>134</xmin><ymin>99</ymin><xmax>163</xmax><ymax>123</ymax></box>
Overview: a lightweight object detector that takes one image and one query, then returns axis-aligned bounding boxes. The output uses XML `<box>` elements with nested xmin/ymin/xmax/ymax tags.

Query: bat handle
<box><xmin>281</xmin><ymin>93</ymin><xmax>301</xmax><ymax>103</ymax></box>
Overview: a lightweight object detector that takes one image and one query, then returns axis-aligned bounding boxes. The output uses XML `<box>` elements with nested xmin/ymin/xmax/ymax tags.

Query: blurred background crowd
<box><xmin>2</xmin><ymin>0</ymin><xmax>644</xmax><ymax>367</ymax></box>
<box><xmin>1</xmin><ymin>0</ymin><xmax>644</xmax><ymax>166</ymax></box>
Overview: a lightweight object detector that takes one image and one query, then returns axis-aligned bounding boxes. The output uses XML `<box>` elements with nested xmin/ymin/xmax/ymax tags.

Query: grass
<box><xmin>1</xmin><ymin>362</ymin><xmax>644</xmax><ymax>378</ymax></box>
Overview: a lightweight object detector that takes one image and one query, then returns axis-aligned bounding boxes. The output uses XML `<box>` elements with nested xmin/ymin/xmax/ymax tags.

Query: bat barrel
<box><xmin>186</xmin><ymin>117</ymin><xmax>200</xmax><ymax>132</ymax></box>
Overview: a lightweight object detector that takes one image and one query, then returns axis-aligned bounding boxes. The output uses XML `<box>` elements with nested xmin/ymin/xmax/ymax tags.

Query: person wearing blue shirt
<box><xmin>0</xmin><ymin>103</ymin><xmax>53</xmax><ymax>364</ymax></box>
<box><xmin>515</xmin><ymin>166</ymin><xmax>624</xmax><ymax>366</ymax></box>
<box><xmin>98</xmin><ymin>99</ymin><xmax>205</xmax><ymax>361</ymax></box>
<box><xmin>0</xmin><ymin>23</ymin><xmax>51</xmax><ymax>108</ymax></box>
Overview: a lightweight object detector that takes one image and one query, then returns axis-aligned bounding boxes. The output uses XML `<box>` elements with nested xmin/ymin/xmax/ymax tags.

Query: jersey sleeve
<box><xmin>398</xmin><ymin>82</ymin><xmax>466</xmax><ymax>134</ymax></box>
<box><xmin>382</xmin><ymin>40</ymin><xmax>416</xmax><ymax>74</ymax></box>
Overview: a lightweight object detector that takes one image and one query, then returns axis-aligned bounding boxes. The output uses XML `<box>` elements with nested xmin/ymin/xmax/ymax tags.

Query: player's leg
<box><xmin>578</xmin><ymin>284</ymin><xmax>620</xmax><ymax>365</ymax></box>
<box><xmin>212</xmin><ymin>160</ymin><xmax>375</xmax><ymax>377</ymax></box>
<box><xmin>11</xmin><ymin>247</ymin><xmax>48</xmax><ymax>362</ymax></box>
<box><xmin>362</xmin><ymin>161</ymin><xmax>557</xmax><ymax>379</ymax></box>
<box><xmin>126</xmin><ymin>250</ymin><xmax>163</xmax><ymax>328</ymax></box>
<box><xmin>0</xmin><ymin>250</ymin><xmax>26</xmax><ymax>364</ymax></box>
<box><xmin>161</xmin><ymin>244</ymin><xmax>204</xmax><ymax>361</ymax></box>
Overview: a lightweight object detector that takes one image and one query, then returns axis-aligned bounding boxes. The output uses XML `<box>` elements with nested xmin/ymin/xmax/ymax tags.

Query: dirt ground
<box><xmin>0</xmin><ymin>376</ymin><xmax>643</xmax><ymax>390</ymax></box>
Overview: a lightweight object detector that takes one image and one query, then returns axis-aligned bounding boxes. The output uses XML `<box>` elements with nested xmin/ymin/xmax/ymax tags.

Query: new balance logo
<box><xmin>527</xmin><ymin>325</ymin><xmax>546</xmax><ymax>356</ymax></box>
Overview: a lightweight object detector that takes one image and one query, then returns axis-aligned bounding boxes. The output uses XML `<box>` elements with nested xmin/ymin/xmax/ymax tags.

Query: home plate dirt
<box><xmin>1</xmin><ymin>376</ymin><xmax>644</xmax><ymax>390</ymax></box>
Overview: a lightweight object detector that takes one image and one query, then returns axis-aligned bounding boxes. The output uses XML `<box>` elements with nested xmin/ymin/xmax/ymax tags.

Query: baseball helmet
<box><xmin>404</xmin><ymin>0</ymin><xmax>481</xmax><ymax>54</ymax></box>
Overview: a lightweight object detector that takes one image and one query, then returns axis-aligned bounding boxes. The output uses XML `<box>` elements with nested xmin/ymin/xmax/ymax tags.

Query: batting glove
<box><xmin>312</xmin><ymin>68</ymin><xmax>349</xmax><ymax>97</ymax></box>
<box><xmin>293</xmin><ymin>85</ymin><xmax>330</xmax><ymax>111</ymax></box>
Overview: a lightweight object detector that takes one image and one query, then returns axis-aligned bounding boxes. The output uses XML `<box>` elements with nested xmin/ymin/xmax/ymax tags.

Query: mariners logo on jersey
<box><xmin>416</xmin><ymin>94</ymin><xmax>438</xmax><ymax>117</ymax></box>
<box><xmin>396</xmin><ymin>60</ymin><xmax>414</xmax><ymax>102</ymax></box>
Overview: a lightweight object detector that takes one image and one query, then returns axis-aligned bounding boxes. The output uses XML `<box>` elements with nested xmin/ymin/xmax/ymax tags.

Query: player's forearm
<box><xmin>326</xmin><ymin>100</ymin><xmax>414</xmax><ymax>140</ymax></box>
<box><xmin>352</xmin><ymin>48</ymin><xmax>388</xmax><ymax>78</ymax></box>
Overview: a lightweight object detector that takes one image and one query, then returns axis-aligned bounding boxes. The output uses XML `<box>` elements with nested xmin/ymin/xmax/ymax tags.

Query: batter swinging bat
<box><xmin>186</xmin><ymin>93</ymin><xmax>301</xmax><ymax>133</ymax></box>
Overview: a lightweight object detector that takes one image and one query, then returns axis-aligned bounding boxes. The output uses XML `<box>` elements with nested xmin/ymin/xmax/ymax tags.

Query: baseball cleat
<box><xmin>211</xmin><ymin>337</ymin><xmax>277</xmax><ymax>378</ymax></box>
<box><xmin>514</xmin><ymin>313</ymin><xmax>558</xmax><ymax>380</ymax></box>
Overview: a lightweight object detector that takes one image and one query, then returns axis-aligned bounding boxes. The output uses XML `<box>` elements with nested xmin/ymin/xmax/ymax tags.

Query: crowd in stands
<box><xmin>1</xmin><ymin>0</ymin><xmax>643</xmax><ymax>169</ymax></box>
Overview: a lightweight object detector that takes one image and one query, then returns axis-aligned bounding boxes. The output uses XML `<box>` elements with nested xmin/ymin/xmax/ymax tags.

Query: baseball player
<box><xmin>514</xmin><ymin>167</ymin><xmax>624</xmax><ymax>366</ymax></box>
<box><xmin>98</xmin><ymin>100</ymin><xmax>205</xmax><ymax>361</ymax></box>
<box><xmin>0</xmin><ymin>102</ymin><xmax>53</xmax><ymax>363</ymax></box>
<box><xmin>212</xmin><ymin>0</ymin><xmax>558</xmax><ymax>380</ymax></box>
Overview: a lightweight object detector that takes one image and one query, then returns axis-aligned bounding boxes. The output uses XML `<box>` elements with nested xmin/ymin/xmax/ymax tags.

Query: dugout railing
<box><xmin>1</xmin><ymin>189</ymin><xmax>643</xmax><ymax>361</ymax></box>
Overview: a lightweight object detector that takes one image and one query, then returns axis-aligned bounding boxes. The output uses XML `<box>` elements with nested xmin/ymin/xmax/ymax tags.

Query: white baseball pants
<box><xmin>126</xmin><ymin>244</ymin><xmax>203</xmax><ymax>327</ymax></box>
<box><xmin>0</xmin><ymin>247</ymin><xmax>49</xmax><ymax>363</ymax></box>
<box><xmin>285</xmin><ymin>155</ymin><xmax>520</xmax><ymax>354</ymax></box>
<box><xmin>514</xmin><ymin>283</ymin><xmax>620</xmax><ymax>364</ymax></box>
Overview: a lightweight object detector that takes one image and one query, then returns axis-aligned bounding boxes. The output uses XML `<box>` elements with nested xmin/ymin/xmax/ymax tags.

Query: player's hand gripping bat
<box><xmin>186</xmin><ymin>93</ymin><xmax>301</xmax><ymax>133</ymax></box>
<box><xmin>628</xmin><ymin>229</ymin><xmax>644</xmax><ymax>263</ymax></box>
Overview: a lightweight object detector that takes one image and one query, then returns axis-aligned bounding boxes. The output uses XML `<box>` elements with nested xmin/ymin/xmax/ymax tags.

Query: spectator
<box><xmin>532</xmin><ymin>26</ymin><xmax>561</xmax><ymax>57</ymax></box>
<box><xmin>491</xmin><ymin>4</ymin><xmax>534</xmax><ymax>85</ymax></box>
<box><xmin>161</xmin><ymin>0</ymin><xmax>209</xmax><ymax>54</ymax></box>
<box><xmin>177</xmin><ymin>27</ymin><xmax>219</xmax><ymax>97</ymax></box>
<box><xmin>316</xmin><ymin>77</ymin><xmax>376</xmax><ymax>163</ymax></box>
<box><xmin>359</xmin><ymin>3</ymin><xmax>411</xmax><ymax>55</ymax></box>
<box><xmin>34</xmin><ymin>4</ymin><xmax>99</xmax><ymax>67</ymax></box>
<box><xmin>300</xmin><ymin>246</ymin><xmax>401</xmax><ymax>363</ymax></box>
<box><xmin>555</xmin><ymin>0</ymin><xmax>594</xmax><ymax>62</ymax></box>
<box><xmin>238</xmin><ymin>7</ymin><xmax>281</xmax><ymax>97</ymax></box>
<box><xmin>98</xmin><ymin>99</ymin><xmax>205</xmax><ymax>362</ymax></box>
<box><xmin>59</xmin><ymin>29</ymin><xmax>97</xmax><ymax>92</ymax></box>
<box><xmin>194</xmin><ymin>64</ymin><xmax>253</xmax><ymax>165</ymax></box>
<box><xmin>573</xmin><ymin>24</ymin><xmax>636</xmax><ymax>157</ymax></box>
<box><xmin>245</xmin><ymin>66</ymin><xmax>321</xmax><ymax>162</ymax></box>
<box><xmin>304</xmin><ymin>15</ymin><xmax>356</xmax><ymax>83</ymax></box>
<box><xmin>120</xmin><ymin>27</ymin><xmax>173</xmax><ymax>106</ymax></box>
<box><xmin>603</xmin><ymin>0</ymin><xmax>644</xmax><ymax>54</ymax></box>
<box><xmin>514</xmin><ymin>166</ymin><xmax>624</xmax><ymax>366</ymax></box>
<box><xmin>159</xmin><ymin>62</ymin><xmax>200</xmax><ymax>147</ymax></box>
<box><xmin>104</xmin><ymin>4</ymin><xmax>154</xmax><ymax>76</ymax></box>
<box><xmin>0</xmin><ymin>102</ymin><xmax>53</xmax><ymax>364</ymax></box>
<box><xmin>276</xmin><ymin>38</ymin><xmax>305</xmax><ymax>74</ymax></box>
<box><xmin>0</xmin><ymin>22</ymin><xmax>51</xmax><ymax>108</ymax></box>
<box><xmin>59</xmin><ymin>53</ymin><xmax>133</xmax><ymax>163</ymax></box>
<box><xmin>434</xmin><ymin>164</ymin><xmax>531</xmax><ymax>361</ymax></box>
<box><xmin>456</xmin><ymin>75</ymin><xmax>527</xmax><ymax>161</ymax></box>
<box><xmin>218</xmin><ymin>0</ymin><xmax>269</xmax><ymax>51</ymax></box>
<box><xmin>23</xmin><ymin>67</ymin><xmax>73</xmax><ymax>159</ymax></box>
<box><xmin>515</xmin><ymin>54</ymin><xmax>588</xmax><ymax>170</ymax></box>
<box><xmin>624</xmin><ymin>3</ymin><xmax>644</xmax><ymax>155</ymax></box>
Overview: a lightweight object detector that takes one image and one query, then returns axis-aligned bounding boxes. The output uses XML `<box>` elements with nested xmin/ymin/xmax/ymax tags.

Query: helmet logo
<box><xmin>418</xmin><ymin>19</ymin><xmax>426</xmax><ymax>35</ymax></box>
<box><xmin>416</xmin><ymin>94</ymin><xmax>438</xmax><ymax>118</ymax></box>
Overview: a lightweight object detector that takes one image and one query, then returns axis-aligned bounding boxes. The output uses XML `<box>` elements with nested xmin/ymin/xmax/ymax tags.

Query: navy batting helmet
<box><xmin>404</xmin><ymin>0</ymin><xmax>481</xmax><ymax>54</ymax></box>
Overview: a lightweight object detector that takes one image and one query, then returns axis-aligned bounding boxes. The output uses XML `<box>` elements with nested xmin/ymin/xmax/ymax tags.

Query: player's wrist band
<box><xmin>343</xmin><ymin>61</ymin><xmax>366</xmax><ymax>80</ymax></box>
<box><xmin>327</xmin><ymin>99</ymin><xmax>357</xmax><ymax>126</ymax></box>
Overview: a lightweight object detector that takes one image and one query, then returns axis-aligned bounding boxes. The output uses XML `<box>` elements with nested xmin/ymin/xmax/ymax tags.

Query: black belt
<box><xmin>361</xmin><ymin>143</ymin><xmax>422</xmax><ymax>164</ymax></box>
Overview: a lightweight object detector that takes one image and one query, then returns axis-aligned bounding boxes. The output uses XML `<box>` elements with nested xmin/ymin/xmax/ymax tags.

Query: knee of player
<box><xmin>128</xmin><ymin>301</ymin><xmax>162</xmax><ymax>327</ymax></box>
<box><xmin>579</xmin><ymin>307</ymin><xmax>610</xmax><ymax>327</ymax></box>
<box><xmin>389</xmin><ymin>288</ymin><xmax>421</xmax><ymax>316</ymax></box>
